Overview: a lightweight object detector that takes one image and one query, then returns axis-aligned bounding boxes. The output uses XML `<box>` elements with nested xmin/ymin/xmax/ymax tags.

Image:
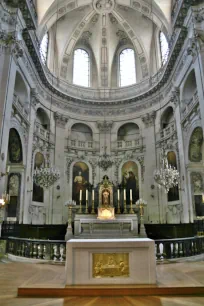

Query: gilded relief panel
<box><xmin>93</xmin><ymin>253</ymin><xmax>129</xmax><ymax>278</ymax></box>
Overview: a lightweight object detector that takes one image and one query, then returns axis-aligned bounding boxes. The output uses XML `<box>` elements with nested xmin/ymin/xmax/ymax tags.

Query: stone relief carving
<box><xmin>189</xmin><ymin>127</ymin><xmax>203</xmax><ymax>162</ymax></box>
<box><xmin>8</xmin><ymin>174</ymin><xmax>20</xmax><ymax>196</ymax></box>
<box><xmin>93</xmin><ymin>0</ymin><xmax>115</xmax><ymax>14</ymax></box>
<box><xmin>141</xmin><ymin>111</ymin><xmax>156</xmax><ymax>127</ymax></box>
<box><xmin>29</xmin><ymin>205</ymin><xmax>46</xmax><ymax>225</ymax></box>
<box><xmin>191</xmin><ymin>172</ymin><xmax>203</xmax><ymax>193</ymax></box>
<box><xmin>97</xmin><ymin>120</ymin><xmax>113</xmax><ymax>132</ymax></box>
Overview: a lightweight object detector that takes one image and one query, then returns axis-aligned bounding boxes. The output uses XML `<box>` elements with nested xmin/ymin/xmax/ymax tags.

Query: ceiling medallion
<box><xmin>93</xmin><ymin>0</ymin><xmax>115</xmax><ymax>14</ymax></box>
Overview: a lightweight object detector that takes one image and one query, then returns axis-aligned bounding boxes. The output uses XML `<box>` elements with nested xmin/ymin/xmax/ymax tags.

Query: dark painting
<box><xmin>72</xmin><ymin>162</ymin><xmax>89</xmax><ymax>205</ymax></box>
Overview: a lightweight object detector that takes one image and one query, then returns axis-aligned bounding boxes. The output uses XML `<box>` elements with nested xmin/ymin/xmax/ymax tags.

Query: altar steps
<box><xmin>18</xmin><ymin>286</ymin><xmax>204</xmax><ymax>297</ymax></box>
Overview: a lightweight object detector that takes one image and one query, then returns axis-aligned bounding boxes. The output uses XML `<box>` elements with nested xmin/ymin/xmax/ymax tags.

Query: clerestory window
<box><xmin>119</xmin><ymin>48</ymin><xmax>136</xmax><ymax>87</ymax></box>
<box><xmin>159</xmin><ymin>32</ymin><xmax>169</xmax><ymax>66</ymax></box>
<box><xmin>40</xmin><ymin>33</ymin><xmax>49</xmax><ymax>65</ymax></box>
<box><xmin>73</xmin><ymin>49</ymin><xmax>90</xmax><ymax>87</ymax></box>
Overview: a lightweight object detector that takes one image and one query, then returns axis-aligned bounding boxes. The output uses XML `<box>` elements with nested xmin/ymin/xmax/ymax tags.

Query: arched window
<box><xmin>40</xmin><ymin>33</ymin><xmax>49</xmax><ymax>64</ymax></box>
<box><xmin>159</xmin><ymin>32</ymin><xmax>169</xmax><ymax>66</ymax></box>
<box><xmin>119</xmin><ymin>49</ymin><xmax>136</xmax><ymax>87</ymax></box>
<box><xmin>73</xmin><ymin>49</ymin><xmax>90</xmax><ymax>87</ymax></box>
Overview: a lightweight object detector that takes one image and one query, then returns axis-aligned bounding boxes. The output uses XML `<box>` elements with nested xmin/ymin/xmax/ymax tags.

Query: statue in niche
<box><xmin>72</xmin><ymin>162</ymin><xmax>89</xmax><ymax>204</ymax></box>
<box><xmin>8</xmin><ymin>128</ymin><xmax>23</xmax><ymax>163</ymax></box>
<box><xmin>102</xmin><ymin>189</ymin><xmax>110</xmax><ymax>207</ymax></box>
<box><xmin>189</xmin><ymin>127</ymin><xmax>203</xmax><ymax>162</ymax></box>
<box><xmin>8</xmin><ymin>174</ymin><xmax>19</xmax><ymax>196</ymax></box>
<box><xmin>98</xmin><ymin>176</ymin><xmax>115</xmax><ymax>220</ymax></box>
<box><xmin>191</xmin><ymin>172</ymin><xmax>203</xmax><ymax>193</ymax></box>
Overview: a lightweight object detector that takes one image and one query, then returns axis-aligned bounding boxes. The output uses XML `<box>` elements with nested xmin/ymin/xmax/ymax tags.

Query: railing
<box><xmin>155</xmin><ymin>236</ymin><xmax>204</xmax><ymax>261</ymax></box>
<box><xmin>67</xmin><ymin>139</ymin><xmax>99</xmax><ymax>151</ymax></box>
<box><xmin>34</xmin><ymin>123</ymin><xmax>55</xmax><ymax>143</ymax></box>
<box><xmin>113</xmin><ymin>138</ymin><xmax>143</xmax><ymax>151</ymax></box>
<box><xmin>5</xmin><ymin>236</ymin><xmax>204</xmax><ymax>262</ymax></box>
<box><xmin>181</xmin><ymin>90</ymin><xmax>199</xmax><ymax>121</ymax></box>
<box><xmin>6</xmin><ymin>237</ymin><xmax>66</xmax><ymax>262</ymax></box>
<box><xmin>13</xmin><ymin>92</ymin><xmax>29</xmax><ymax>121</ymax></box>
<box><xmin>158</xmin><ymin>122</ymin><xmax>176</xmax><ymax>141</ymax></box>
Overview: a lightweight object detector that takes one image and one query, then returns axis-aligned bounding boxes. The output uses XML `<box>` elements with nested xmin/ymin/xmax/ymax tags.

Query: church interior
<box><xmin>0</xmin><ymin>0</ymin><xmax>204</xmax><ymax>305</ymax></box>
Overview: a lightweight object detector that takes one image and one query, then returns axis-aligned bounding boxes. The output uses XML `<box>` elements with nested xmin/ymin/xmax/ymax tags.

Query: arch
<box><xmin>36</xmin><ymin>107</ymin><xmax>50</xmax><ymax>130</ymax></box>
<box><xmin>14</xmin><ymin>71</ymin><xmax>29</xmax><ymax>106</ymax></box>
<box><xmin>160</xmin><ymin>106</ymin><xmax>174</xmax><ymax>129</ymax></box>
<box><xmin>182</xmin><ymin>69</ymin><xmax>197</xmax><ymax>103</ymax></box>
<box><xmin>119</xmin><ymin>48</ymin><xmax>136</xmax><ymax>87</ymax></box>
<box><xmin>120</xmin><ymin>161</ymin><xmax>140</xmax><ymax>204</ymax></box>
<box><xmin>73</xmin><ymin>48</ymin><xmax>90</xmax><ymax>87</ymax></box>
<box><xmin>117</xmin><ymin>123</ymin><xmax>140</xmax><ymax>141</ymax></box>
<box><xmin>71</xmin><ymin>123</ymin><xmax>93</xmax><ymax>142</ymax></box>
<box><xmin>8</xmin><ymin>128</ymin><xmax>23</xmax><ymax>163</ymax></box>
<box><xmin>72</xmin><ymin>161</ymin><xmax>90</xmax><ymax>205</ymax></box>
<box><xmin>189</xmin><ymin>127</ymin><xmax>203</xmax><ymax>162</ymax></box>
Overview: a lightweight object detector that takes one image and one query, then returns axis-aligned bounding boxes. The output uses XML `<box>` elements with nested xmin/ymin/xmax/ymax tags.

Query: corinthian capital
<box><xmin>141</xmin><ymin>111</ymin><xmax>156</xmax><ymax>127</ymax></box>
<box><xmin>97</xmin><ymin>120</ymin><xmax>113</xmax><ymax>132</ymax></box>
<box><xmin>54</xmin><ymin>112</ymin><xmax>69</xmax><ymax>128</ymax></box>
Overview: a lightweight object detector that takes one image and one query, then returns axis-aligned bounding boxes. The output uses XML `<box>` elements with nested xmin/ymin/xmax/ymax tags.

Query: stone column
<box><xmin>142</xmin><ymin>111</ymin><xmax>162</xmax><ymax>224</ymax></box>
<box><xmin>53</xmin><ymin>112</ymin><xmax>69</xmax><ymax>224</ymax></box>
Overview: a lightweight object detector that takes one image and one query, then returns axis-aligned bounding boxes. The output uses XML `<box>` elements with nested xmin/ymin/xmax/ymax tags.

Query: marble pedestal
<box><xmin>65</xmin><ymin>238</ymin><xmax>156</xmax><ymax>285</ymax></box>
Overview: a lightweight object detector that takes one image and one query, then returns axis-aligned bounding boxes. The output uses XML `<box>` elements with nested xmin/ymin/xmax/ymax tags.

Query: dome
<box><xmin>36</xmin><ymin>0</ymin><xmax>172</xmax><ymax>92</ymax></box>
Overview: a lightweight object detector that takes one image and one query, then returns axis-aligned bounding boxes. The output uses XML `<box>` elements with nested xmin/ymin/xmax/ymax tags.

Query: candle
<box><xmin>130</xmin><ymin>189</ymin><xmax>132</xmax><ymax>201</ymax></box>
<box><xmin>79</xmin><ymin>190</ymin><xmax>82</xmax><ymax>201</ymax></box>
<box><xmin>118</xmin><ymin>189</ymin><xmax>120</xmax><ymax>201</ymax></box>
<box><xmin>86</xmin><ymin>189</ymin><xmax>88</xmax><ymax>201</ymax></box>
<box><xmin>124</xmin><ymin>189</ymin><xmax>126</xmax><ymax>201</ymax></box>
<box><xmin>7</xmin><ymin>166</ymin><xmax>10</xmax><ymax>173</ymax></box>
<box><xmin>92</xmin><ymin>189</ymin><xmax>94</xmax><ymax>201</ymax></box>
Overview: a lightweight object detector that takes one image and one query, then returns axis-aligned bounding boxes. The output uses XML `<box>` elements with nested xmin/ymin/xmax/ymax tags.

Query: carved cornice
<box><xmin>141</xmin><ymin>111</ymin><xmax>156</xmax><ymax>127</ymax></box>
<box><xmin>54</xmin><ymin>112</ymin><xmax>69</xmax><ymax>128</ymax></box>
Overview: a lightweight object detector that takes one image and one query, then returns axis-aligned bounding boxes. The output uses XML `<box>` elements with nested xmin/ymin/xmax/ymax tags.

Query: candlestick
<box><xmin>118</xmin><ymin>189</ymin><xmax>120</xmax><ymax>201</ymax></box>
<box><xmin>91</xmin><ymin>200</ymin><xmax>95</xmax><ymax>214</ymax></box>
<box><xmin>129</xmin><ymin>199</ymin><xmax>134</xmax><ymax>214</ymax></box>
<box><xmin>130</xmin><ymin>189</ymin><xmax>132</xmax><ymax>201</ymax></box>
<box><xmin>79</xmin><ymin>200</ymin><xmax>82</xmax><ymax>213</ymax></box>
<box><xmin>117</xmin><ymin>199</ymin><xmax>121</xmax><ymax>214</ymax></box>
<box><xmin>124</xmin><ymin>189</ymin><xmax>126</xmax><ymax>201</ymax></box>
<box><xmin>85</xmin><ymin>200</ymin><xmax>88</xmax><ymax>214</ymax></box>
<box><xmin>79</xmin><ymin>190</ymin><xmax>82</xmax><ymax>201</ymax></box>
<box><xmin>86</xmin><ymin>189</ymin><xmax>88</xmax><ymax>201</ymax></box>
<box><xmin>92</xmin><ymin>189</ymin><xmax>94</xmax><ymax>201</ymax></box>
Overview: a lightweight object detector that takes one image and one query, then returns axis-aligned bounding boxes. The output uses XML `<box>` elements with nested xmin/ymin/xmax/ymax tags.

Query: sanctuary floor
<box><xmin>0</xmin><ymin>257</ymin><xmax>204</xmax><ymax>306</ymax></box>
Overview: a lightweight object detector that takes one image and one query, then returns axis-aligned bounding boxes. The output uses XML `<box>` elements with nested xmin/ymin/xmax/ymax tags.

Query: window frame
<box><xmin>159</xmin><ymin>31</ymin><xmax>169</xmax><ymax>66</ymax></box>
<box><xmin>73</xmin><ymin>48</ymin><xmax>90</xmax><ymax>87</ymax></box>
<box><xmin>40</xmin><ymin>32</ymin><xmax>49</xmax><ymax>65</ymax></box>
<box><xmin>118</xmin><ymin>47</ymin><xmax>137</xmax><ymax>87</ymax></box>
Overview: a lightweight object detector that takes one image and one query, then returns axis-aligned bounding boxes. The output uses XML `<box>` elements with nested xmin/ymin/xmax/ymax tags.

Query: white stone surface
<box><xmin>65</xmin><ymin>238</ymin><xmax>156</xmax><ymax>285</ymax></box>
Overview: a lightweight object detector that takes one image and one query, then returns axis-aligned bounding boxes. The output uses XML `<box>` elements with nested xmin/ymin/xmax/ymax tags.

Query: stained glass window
<box><xmin>73</xmin><ymin>49</ymin><xmax>90</xmax><ymax>87</ymax></box>
<box><xmin>119</xmin><ymin>48</ymin><xmax>136</xmax><ymax>87</ymax></box>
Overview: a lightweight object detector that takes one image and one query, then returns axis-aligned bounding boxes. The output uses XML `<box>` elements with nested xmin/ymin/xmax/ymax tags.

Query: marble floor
<box><xmin>0</xmin><ymin>258</ymin><xmax>204</xmax><ymax>306</ymax></box>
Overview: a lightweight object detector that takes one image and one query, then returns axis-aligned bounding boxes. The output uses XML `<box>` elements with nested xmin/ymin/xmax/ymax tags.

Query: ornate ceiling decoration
<box><xmin>93</xmin><ymin>0</ymin><xmax>115</xmax><ymax>14</ymax></box>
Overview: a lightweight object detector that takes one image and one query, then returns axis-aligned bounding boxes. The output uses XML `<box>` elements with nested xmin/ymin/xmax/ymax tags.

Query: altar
<box><xmin>65</xmin><ymin>238</ymin><xmax>156</xmax><ymax>285</ymax></box>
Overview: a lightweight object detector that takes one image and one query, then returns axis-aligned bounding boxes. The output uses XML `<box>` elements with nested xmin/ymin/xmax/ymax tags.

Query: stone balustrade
<box><xmin>181</xmin><ymin>90</ymin><xmax>199</xmax><ymax>121</ymax></box>
<box><xmin>13</xmin><ymin>93</ymin><xmax>29</xmax><ymax>121</ymax></box>
<box><xmin>67</xmin><ymin>138</ymin><xmax>100</xmax><ymax>151</ymax></box>
<box><xmin>34</xmin><ymin>123</ymin><xmax>55</xmax><ymax>143</ymax></box>
<box><xmin>159</xmin><ymin>122</ymin><xmax>176</xmax><ymax>141</ymax></box>
<box><xmin>4</xmin><ymin>236</ymin><xmax>204</xmax><ymax>262</ymax></box>
<box><xmin>155</xmin><ymin>236</ymin><xmax>204</xmax><ymax>261</ymax></box>
<box><xmin>112</xmin><ymin>138</ymin><xmax>143</xmax><ymax>151</ymax></box>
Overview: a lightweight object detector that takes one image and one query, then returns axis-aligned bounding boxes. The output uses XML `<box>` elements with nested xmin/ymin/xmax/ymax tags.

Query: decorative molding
<box><xmin>191</xmin><ymin>172</ymin><xmax>203</xmax><ymax>193</ymax></box>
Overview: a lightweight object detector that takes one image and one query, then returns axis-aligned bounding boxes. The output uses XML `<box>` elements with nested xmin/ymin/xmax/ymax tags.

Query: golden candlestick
<box><xmin>117</xmin><ymin>200</ymin><xmax>121</xmax><ymax>214</ymax></box>
<box><xmin>79</xmin><ymin>200</ymin><xmax>82</xmax><ymax>213</ymax></box>
<box><xmin>123</xmin><ymin>200</ymin><xmax>127</xmax><ymax>214</ymax></box>
<box><xmin>85</xmin><ymin>200</ymin><xmax>88</xmax><ymax>214</ymax></box>
<box><xmin>129</xmin><ymin>200</ymin><xmax>134</xmax><ymax>214</ymax></box>
<box><xmin>91</xmin><ymin>200</ymin><xmax>95</xmax><ymax>214</ymax></box>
